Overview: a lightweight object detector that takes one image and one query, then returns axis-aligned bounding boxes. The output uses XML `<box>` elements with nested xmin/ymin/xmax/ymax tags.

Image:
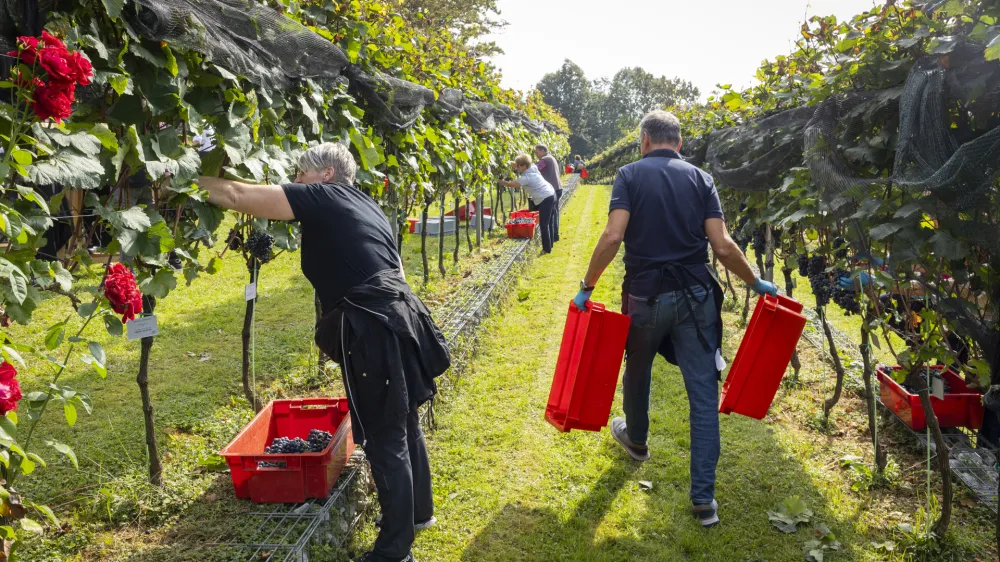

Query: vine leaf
<box><xmin>19</xmin><ymin>518</ymin><xmax>43</xmax><ymax>534</ymax></box>
<box><xmin>27</xmin><ymin>150</ymin><xmax>106</xmax><ymax>190</ymax></box>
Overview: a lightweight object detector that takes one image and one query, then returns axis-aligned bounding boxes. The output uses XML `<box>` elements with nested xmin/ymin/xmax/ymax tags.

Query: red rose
<box><xmin>68</xmin><ymin>52</ymin><xmax>93</xmax><ymax>86</ymax></box>
<box><xmin>0</xmin><ymin>362</ymin><xmax>21</xmax><ymax>414</ymax></box>
<box><xmin>9</xmin><ymin>36</ymin><xmax>39</xmax><ymax>65</ymax></box>
<box><xmin>31</xmin><ymin>81</ymin><xmax>74</xmax><ymax>123</ymax></box>
<box><xmin>40</xmin><ymin>30</ymin><xmax>65</xmax><ymax>51</ymax></box>
<box><xmin>38</xmin><ymin>46</ymin><xmax>76</xmax><ymax>84</ymax></box>
<box><xmin>104</xmin><ymin>263</ymin><xmax>143</xmax><ymax>323</ymax></box>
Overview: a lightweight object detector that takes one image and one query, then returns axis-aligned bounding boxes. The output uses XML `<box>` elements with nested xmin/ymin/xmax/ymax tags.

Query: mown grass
<box><xmin>387</xmin><ymin>184</ymin><xmax>995</xmax><ymax>562</ymax></box>
<box><xmin>14</xmin><ymin>213</ymin><xmax>508</xmax><ymax>561</ymax></box>
<box><xmin>17</xmin><ymin>182</ymin><xmax>996</xmax><ymax>561</ymax></box>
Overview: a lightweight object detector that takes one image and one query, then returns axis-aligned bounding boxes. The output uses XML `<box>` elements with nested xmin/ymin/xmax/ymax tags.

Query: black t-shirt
<box><xmin>610</xmin><ymin>149</ymin><xmax>724</xmax><ymax>296</ymax></box>
<box><xmin>282</xmin><ymin>183</ymin><xmax>400</xmax><ymax>312</ymax></box>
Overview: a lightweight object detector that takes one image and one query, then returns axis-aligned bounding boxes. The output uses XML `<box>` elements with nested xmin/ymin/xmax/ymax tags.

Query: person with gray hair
<box><xmin>198</xmin><ymin>142</ymin><xmax>448</xmax><ymax>562</ymax></box>
<box><xmin>573</xmin><ymin>110</ymin><xmax>776</xmax><ymax>529</ymax></box>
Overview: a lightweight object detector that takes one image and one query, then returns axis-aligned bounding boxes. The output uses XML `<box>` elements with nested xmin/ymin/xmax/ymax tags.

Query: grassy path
<box><xmin>405</xmin><ymin>184</ymin><xmax>992</xmax><ymax>562</ymax></box>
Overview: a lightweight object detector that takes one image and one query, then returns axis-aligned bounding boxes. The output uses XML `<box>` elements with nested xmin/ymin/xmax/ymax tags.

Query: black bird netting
<box><xmin>128</xmin><ymin>0</ymin><xmax>351</xmax><ymax>90</ymax></box>
<box><xmin>696</xmin><ymin>54</ymin><xmax>1000</xmax><ymax>248</ymax></box>
<box><xmin>431</xmin><ymin>87</ymin><xmax>465</xmax><ymax>120</ymax></box>
<box><xmin>117</xmin><ymin>0</ymin><xmax>562</xmax><ymax>131</ymax></box>
<box><xmin>464</xmin><ymin>99</ymin><xmax>497</xmax><ymax>131</ymax></box>
<box><xmin>344</xmin><ymin>66</ymin><xmax>436</xmax><ymax>129</ymax></box>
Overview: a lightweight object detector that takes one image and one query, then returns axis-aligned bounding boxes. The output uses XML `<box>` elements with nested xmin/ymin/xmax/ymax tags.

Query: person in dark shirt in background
<box><xmin>198</xmin><ymin>143</ymin><xmax>448</xmax><ymax>562</ymax></box>
<box><xmin>535</xmin><ymin>144</ymin><xmax>563</xmax><ymax>244</ymax></box>
<box><xmin>573</xmin><ymin>111</ymin><xmax>777</xmax><ymax>529</ymax></box>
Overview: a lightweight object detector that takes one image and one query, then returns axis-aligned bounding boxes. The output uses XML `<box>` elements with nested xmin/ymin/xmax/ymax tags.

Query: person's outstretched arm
<box><xmin>198</xmin><ymin>176</ymin><xmax>295</xmax><ymax>221</ymax></box>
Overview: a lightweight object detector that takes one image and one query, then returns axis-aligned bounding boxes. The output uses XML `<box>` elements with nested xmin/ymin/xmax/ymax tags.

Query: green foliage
<box><xmin>767</xmin><ymin>496</ymin><xmax>814</xmax><ymax>533</ymax></box>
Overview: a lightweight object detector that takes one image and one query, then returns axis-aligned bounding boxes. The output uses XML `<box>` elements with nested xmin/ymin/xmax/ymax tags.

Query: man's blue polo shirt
<box><xmin>610</xmin><ymin>148</ymin><xmax>724</xmax><ymax>297</ymax></box>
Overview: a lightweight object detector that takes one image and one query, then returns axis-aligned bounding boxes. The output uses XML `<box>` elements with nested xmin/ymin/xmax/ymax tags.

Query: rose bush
<box><xmin>7</xmin><ymin>30</ymin><xmax>92</xmax><ymax>123</ymax></box>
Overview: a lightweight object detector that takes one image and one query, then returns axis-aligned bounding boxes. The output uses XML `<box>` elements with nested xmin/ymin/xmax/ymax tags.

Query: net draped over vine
<box><xmin>115</xmin><ymin>0</ymin><xmax>565</xmax><ymax>132</ymax></box>
<box><xmin>588</xmin><ymin>49</ymin><xmax>1000</xmax><ymax>372</ymax></box>
<box><xmin>683</xmin><ymin>54</ymin><xmax>1000</xmax><ymax>249</ymax></box>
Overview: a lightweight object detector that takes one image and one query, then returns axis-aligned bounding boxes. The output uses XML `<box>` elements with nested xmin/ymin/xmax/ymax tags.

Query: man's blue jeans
<box><xmin>623</xmin><ymin>285</ymin><xmax>720</xmax><ymax>505</ymax></box>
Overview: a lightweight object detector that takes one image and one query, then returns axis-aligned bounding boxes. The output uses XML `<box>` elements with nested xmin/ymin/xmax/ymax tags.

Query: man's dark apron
<box><xmin>621</xmin><ymin>255</ymin><xmax>726</xmax><ymax>380</ymax></box>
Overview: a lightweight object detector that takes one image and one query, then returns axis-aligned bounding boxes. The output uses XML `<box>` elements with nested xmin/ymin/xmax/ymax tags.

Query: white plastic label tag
<box><xmin>932</xmin><ymin>375</ymin><xmax>945</xmax><ymax>400</ymax></box>
<box><xmin>245</xmin><ymin>283</ymin><xmax>257</xmax><ymax>302</ymax></box>
<box><xmin>127</xmin><ymin>315</ymin><xmax>159</xmax><ymax>341</ymax></box>
<box><xmin>715</xmin><ymin>349</ymin><xmax>728</xmax><ymax>371</ymax></box>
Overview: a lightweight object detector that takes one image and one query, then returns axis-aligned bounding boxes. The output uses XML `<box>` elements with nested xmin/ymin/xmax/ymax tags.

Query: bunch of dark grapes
<box><xmin>833</xmin><ymin>237</ymin><xmax>848</xmax><ymax>260</ymax></box>
<box><xmin>167</xmin><ymin>251</ymin><xmax>182</xmax><ymax>270</ymax></box>
<box><xmin>509</xmin><ymin>217</ymin><xmax>535</xmax><ymax>226</ymax></box>
<box><xmin>797</xmin><ymin>254</ymin><xmax>809</xmax><ymax>277</ymax></box>
<box><xmin>752</xmin><ymin>228</ymin><xmax>766</xmax><ymax>257</ymax></box>
<box><xmin>246</xmin><ymin>231</ymin><xmax>274</xmax><ymax>263</ymax></box>
<box><xmin>307</xmin><ymin>429</ymin><xmax>334</xmax><ymax>451</ymax></box>
<box><xmin>830</xmin><ymin>269</ymin><xmax>860</xmax><ymax>315</ymax></box>
<box><xmin>807</xmin><ymin>255</ymin><xmax>826</xmax><ymax>277</ymax></box>
<box><xmin>228</xmin><ymin>228</ymin><xmax>243</xmax><ymax>251</ymax></box>
<box><xmin>809</xmin><ymin>273</ymin><xmax>831</xmax><ymax>307</ymax></box>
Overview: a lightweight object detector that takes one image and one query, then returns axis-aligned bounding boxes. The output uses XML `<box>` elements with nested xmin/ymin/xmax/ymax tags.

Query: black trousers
<box><xmin>365</xmin><ymin>406</ymin><xmax>433</xmax><ymax>559</ymax></box>
<box><xmin>536</xmin><ymin>196</ymin><xmax>555</xmax><ymax>253</ymax></box>
<box><xmin>553</xmin><ymin>189</ymin><xmax>562</xmax><ymax>243</ymax></box>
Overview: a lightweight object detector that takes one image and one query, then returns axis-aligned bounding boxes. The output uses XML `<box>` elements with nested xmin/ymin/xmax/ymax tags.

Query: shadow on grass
<box><xmin>461</xmin><ymin>463</ymin><xmax>638</xmax><ymax>562</ymax></box>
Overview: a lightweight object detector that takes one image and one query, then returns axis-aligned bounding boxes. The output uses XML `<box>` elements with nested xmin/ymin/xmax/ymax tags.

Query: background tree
<box><xmin>397</xmin><ymin>0</ymin><xmax>505</xmax><ymax>56</ymax></box>
<box><xmin>537</xmin><ymin>60</ymin><xmax>594</xmax><ymax>156</ymax></box>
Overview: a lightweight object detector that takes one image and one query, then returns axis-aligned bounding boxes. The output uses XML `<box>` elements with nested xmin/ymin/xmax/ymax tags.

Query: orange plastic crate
<box><xmin>546</xmin><ymin>302</ymin><xmax>631</xmax><ymax>432</ymax></box>
<box><xmin>221</xmin><ymin>398</ymin><xmax>354</xmax><ymax>503</ymax></box>
<box><xmin>720</xmin><ymin>295</ymin><xmax>807</xmax><ymax>419</ymax></box>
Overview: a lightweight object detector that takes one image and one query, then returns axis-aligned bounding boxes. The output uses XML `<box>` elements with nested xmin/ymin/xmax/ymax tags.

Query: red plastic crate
<box><xmin>407</xmin><ymin>218</ymin><xmax>419</xmax><ymax>233</ymax></box>
<box><xmin>220</xmin><ymin>398</ymin><xmax>355</xmax><ymax>503</ymax></box>
<box><xmin>877</xmin><ymin>365</ymin><xmax>984</xmax><ymax>430</ymax></box>
<box><xmin>510</xmin><ymin>210</ymin><xmax>540</xmax><ymax>226</ymax></box>
<box><xmin>720</xmin><ymin>294</ymin><xmax>807</xmax><ymax>419</ymax></box>
<box><xmin>546</xmin><ymin>302</ymin><xmax>632</xmax><ymax>432</ymax></box>
<box><xmin>506</xmin><ymin>223</ymin><xmax>536</xmax><ymax>239</ymax></box>
<box><xmin>565</xmin><ymin>164</ymin><xmax>574</xmax><ymax>174</ymax></box>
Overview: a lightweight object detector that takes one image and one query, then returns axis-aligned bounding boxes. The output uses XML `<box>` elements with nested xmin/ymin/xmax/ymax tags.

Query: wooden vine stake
<box><xmin>136</xmin><ymin>295</ymin><xmax>164</xmax><ymax>486</ymax></box>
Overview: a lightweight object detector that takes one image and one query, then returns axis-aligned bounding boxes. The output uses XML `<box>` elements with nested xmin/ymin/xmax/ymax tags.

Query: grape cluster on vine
<box><xmin>246</xmin><ymin>231</ymin><xmax>274</xmax><ymax>263</ymax></box>
<box><xmin>752</xmin><ymin>228</ymin><xmax>766</xmax><ymax>257</ymax></box>
<box><xmin>833</xmin><ymin>237</ymin><xmax>848</xmax><ymax>260</ymax></box>
<box><xmin>830</xmin><ymin>269</ymin><xmax>861</xmax><ymax>315</ymax></box>
<box><xmin>797</xmin><ymin>254</ymin><xmax>809</xmax><ymax>277</ymax></box>
<box><xmin>228</xmin><ymin>228</ymin><xmax>243</xmax><ymax>251</ymax></box>
<box><xmin>809</xmin><ymin>273</ymin><xmax>831</xmax><ymax>307</ymax></box>
<box><xmin>807</xmin><ymin>255</ymin><xmax>826</xmax><ymax>277</ymax></box>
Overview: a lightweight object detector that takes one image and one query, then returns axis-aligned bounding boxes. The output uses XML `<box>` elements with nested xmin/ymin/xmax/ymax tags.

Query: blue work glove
<box><xmin>750</xmin><ymin>277</ymin><xmax>778</xmax><ymax>297</ymax></box>
<box><xmin>573</xmin><ymin>288</ymin><xmax>593</xmax><ymax>311</ymax></box>
<box><xmin>837</xmin><ymin>271</ymin><xmax>873</xmax><ymax>291</ymax></box>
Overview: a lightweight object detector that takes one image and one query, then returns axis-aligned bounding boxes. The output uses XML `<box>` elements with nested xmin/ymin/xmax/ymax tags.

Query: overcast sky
<box><xmin>486</xmin><ymin>0</ymin><xmax>879</xmax><ymax>98</ymax></box>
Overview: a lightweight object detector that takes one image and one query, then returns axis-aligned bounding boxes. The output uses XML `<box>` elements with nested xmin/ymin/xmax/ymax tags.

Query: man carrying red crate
<box><xmin>198</xmin><ymin>143</ymin><xmax>448</xmax><ymax>562</ymax></box>
<box><xmin>573</xmin><ymin>110</ymin><xmax>777</xmax><ymax>528</ymax></box>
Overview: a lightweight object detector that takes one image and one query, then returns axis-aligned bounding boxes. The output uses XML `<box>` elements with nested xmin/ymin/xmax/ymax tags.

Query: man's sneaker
<box><xmin>610</xmin><ymin>417</ymin><xmax>650</xmax><ymax>462</ymax></box>
<box><xmin>353</xmin><ymin>552</ymin><xmax>416</xmax><ymax>562</ymax></box>
<box><xmin>693</xmin><ymin>500</ymin><xmax>720</xmax><ymax>528</ymax></box>
<box><xmin>414</xmin><ymin>516</ymin><xmax>437</xmax><ymax>531</ymax></box>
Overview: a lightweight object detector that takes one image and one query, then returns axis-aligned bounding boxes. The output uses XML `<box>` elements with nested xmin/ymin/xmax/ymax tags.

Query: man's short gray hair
<box><xmin>639</xmin><ymin>110</ymin><xmax>682</xmax><ymax>146</ymax></box>
<box><xmin>534</xmin><ymin>144</ymin><xmax>548</xmax><ymax>153</ymax></box>
<box><xmin>298</xmin><ymin>142</ymin><xmax>357</xmax><ymax>184</ymax></box>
